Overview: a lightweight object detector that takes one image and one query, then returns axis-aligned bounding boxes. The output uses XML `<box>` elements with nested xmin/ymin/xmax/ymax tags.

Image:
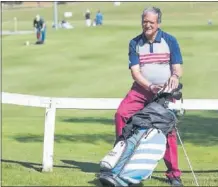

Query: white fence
<box><xmin>2</xmin><ymin>92</ymin><xmax>218</xmax><ymax>172</ymax></box>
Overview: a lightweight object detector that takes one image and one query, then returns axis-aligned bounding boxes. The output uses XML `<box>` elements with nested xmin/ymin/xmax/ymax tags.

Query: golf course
<box><xmin>2</xmin><ymin>2</ymin><xmax>218</xmax><ymax>186</ymax></box>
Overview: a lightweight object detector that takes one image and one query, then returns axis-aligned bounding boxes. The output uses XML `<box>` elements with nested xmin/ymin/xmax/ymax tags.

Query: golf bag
<box><xmin>99</xmin><ymin>84</ymin><xmax>183</xmax><ymax>187</ymax></box>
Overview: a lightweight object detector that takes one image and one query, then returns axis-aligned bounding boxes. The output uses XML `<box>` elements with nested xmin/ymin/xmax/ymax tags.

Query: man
<box><xmin>115</xmin><ymin>7</ymin><xmax>183</xmax><ymax>186</ymax></box>
<box><xmin>85</xmin><ymin>9</ymin><xmax>91</xmax><ymax>27</ymax></box>
<box><xmin>95</xmin><ymin>10</ymin><xmax>103</xmax><ymax>26</ymax></box>
<box><xmin>33</xmin><ymin>15</ymin><xmax>46</xmax><ymax>44</ymax></box>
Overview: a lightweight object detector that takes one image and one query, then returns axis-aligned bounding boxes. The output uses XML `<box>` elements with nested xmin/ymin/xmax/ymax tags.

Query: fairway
<box><xmin>2</xmin><ymin>2</ymin><xmax>218</xmax><ymax>186</ymax></box>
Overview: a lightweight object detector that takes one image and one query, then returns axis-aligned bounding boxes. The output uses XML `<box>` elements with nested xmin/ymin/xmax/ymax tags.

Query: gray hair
<box><xmin>141</xmin><ymin>7</ymin><xmax>162</xmax><ymax>24</ymax></box>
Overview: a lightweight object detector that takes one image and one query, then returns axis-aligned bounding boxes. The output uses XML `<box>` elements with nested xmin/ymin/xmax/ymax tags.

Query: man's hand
<box><xmin>168</xmin><ymin>74</ymin><xmax>179</xmax><ymax>90</ymax></box>
<box><xmin>149</xmin><ymin>84</ymin><xmax>163</xmax><ymax>94</ymax></box>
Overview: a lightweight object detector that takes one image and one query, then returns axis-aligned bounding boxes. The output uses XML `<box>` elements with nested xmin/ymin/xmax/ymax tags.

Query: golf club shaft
<box><xmin>176</xmin><ymin>128</ymin><xmax>200</xmax><ymax>186</ymax></box>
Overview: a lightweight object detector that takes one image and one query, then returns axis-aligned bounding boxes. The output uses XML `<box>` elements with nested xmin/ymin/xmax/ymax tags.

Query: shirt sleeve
<box><xmin>33</xmin><ymin>19</ymin><xmax>36</xmax><ymax>27</ymax></box>
<box><xmin>169</xmin><ymin>36</ymin><xmax>183</xmax><ymax>64</ymax></box>
<box><xmin>128</xmin><ymin>39</ymin><xmax>139</xmax><ymax>69</ymax></box>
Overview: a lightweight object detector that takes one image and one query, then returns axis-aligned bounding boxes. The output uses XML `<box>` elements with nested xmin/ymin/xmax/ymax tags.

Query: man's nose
<box><xmin>147</xmin><ymin>22</ymin><xmax>151</xmax><ymax>27</ymax></box>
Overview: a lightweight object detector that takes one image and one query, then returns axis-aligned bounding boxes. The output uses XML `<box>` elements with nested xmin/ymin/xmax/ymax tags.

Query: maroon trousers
<box><xmin>114</xmin><ymin>84</ymin><xmax>181</xmax><ymax>178</ymax></box>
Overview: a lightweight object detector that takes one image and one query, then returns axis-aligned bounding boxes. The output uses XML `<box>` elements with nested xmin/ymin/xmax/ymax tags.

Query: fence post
<box><xmin>42</xmin><ymin>99</ymin><xmax>56</xmax><ymax>172</ymax></box>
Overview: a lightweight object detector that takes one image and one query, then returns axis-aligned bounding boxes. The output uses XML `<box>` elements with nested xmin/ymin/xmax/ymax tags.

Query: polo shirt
<box><xmin>129</xmin><ymin>29</ymin><xmax>183</xmax><ymax>85</ymax></box>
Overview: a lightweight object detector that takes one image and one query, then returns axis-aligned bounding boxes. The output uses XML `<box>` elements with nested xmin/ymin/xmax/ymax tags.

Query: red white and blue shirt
<box><xmin>129</xmin><ymin>29</ymin><xmax>183</xmax><ymax>85</ymax></box>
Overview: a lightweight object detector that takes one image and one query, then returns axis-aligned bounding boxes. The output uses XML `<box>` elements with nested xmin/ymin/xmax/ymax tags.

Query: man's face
<box><xmin>36</xmin><ymin>15</ymin><xmax>40</xmax><ymax>21</ymax></box>
<box><xmin>142</xmin><ymin>12</ymin><xmax>159</xmax><ymax>38</ymax></box>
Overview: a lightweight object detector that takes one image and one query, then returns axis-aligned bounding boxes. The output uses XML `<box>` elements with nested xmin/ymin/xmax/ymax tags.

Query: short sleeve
<box><xmin>128</xmin><ymin>40</ymin><xmax>139</xmax><ymax>68</ymax></box>
<box><xmin>168</xmin><ymin>36</ymin><xmax>183</xmax><ymax>64</ymax></box>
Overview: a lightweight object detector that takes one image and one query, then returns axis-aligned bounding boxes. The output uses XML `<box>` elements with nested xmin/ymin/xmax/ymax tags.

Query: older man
<box><xmin>115</xmin><ymin>7</ymin><xmax>183</xmax><ymax>186</ymax></box>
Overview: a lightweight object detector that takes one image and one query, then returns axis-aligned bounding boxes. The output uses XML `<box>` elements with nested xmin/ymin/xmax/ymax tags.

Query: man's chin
<box><xmin>144</xmin><ymin>32</ymin><xmax>153</xmax><ymax>38</ymax></box>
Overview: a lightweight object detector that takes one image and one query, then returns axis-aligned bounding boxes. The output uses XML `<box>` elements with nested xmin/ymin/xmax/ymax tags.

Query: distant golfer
<box><xmin>33</xmin><ymin>15</ymin><xmax>46</xmax><ymax>44</ymax></box>
<box><xmin>85</xmin><ymin>9</ymin><xmax>91</xmax><ymax>27</ymax></box>
<box><xmin>95</xmin><ymin>10</ymin><xmax>103</xmax><ymax>25</ymax></box>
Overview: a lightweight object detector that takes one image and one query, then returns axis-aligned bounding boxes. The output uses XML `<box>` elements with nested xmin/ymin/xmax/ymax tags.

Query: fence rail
<box><xmin>2</xmin><ymin>92</ymin><xmax>218</xmax><ymax>172</ymax></box>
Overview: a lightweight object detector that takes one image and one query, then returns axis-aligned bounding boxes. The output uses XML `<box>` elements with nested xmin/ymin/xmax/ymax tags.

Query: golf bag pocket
<box><xmin>100</xmin><ymin>140</ymin><xmax>126</xmax><ymax>170</ymax></box>
<box><xmin>99</xmin><ymin>128</ymin><xmax>167</xmax><ymax>186</ymax></box>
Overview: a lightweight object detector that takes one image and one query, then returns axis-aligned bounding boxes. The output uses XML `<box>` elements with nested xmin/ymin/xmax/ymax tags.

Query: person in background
<box><xmin>95</xmin><ymin>10</ymin><xmax>103</xmax><ymax>26</ymax></box>
<box><xmin>85</xmin><ymin>9</ymin><xmax>91</xmax><ymax>27</ymax></box>
<box><xmin>33</xmin><ymin>14</ymin><xmax>46</xmax><ymax>44</ymax></box>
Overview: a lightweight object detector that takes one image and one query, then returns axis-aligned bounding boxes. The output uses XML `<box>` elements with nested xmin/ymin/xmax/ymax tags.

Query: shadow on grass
<box><xmin>61</xmin><ymin>159</ymin><xmax>100</xmax><ymax>173</ymax></box>
<box><xmin>61</xmin><ymin>159</ymin><xmax>218</xmax><ymax>174</ymax></box>
<box><xmin>1</xmin><ymin>159</ymin><xmax>80</xmax><ymax>173</ymax></box>
<box><xmin>88</xmin><ymin>178</ymin><xmax>145</xmax><ymax>187</ymax></box>
<box><xmin>61</xmin><ymin>159</ymin><xmax>218</xmax><ymax>186</ymax></box>
<box><xmin>87</xmin><ymin>178</ymin><xmax>103</xmax><ymax>187</ymax></box>
<box><xmin>2</xmin><ymin>158</ymin><xmax>218</xmax><ymax>176</ymax></box>
<box><xmin>11</xmin><ymin>112</ymin><xmax>218</xmax><ymax>146</ymax></box>
<box><xmin>12</xmin><ymin>133</ymin><xmax>115</xmax><ymax>144</ymax></box>
<box><xmin>177</xmin><ymin>111</ymin><xmax>218</xmax><ymax>146</ymax></box>
<box><xmin>59</xmin><ymin>116</ymin><xmax>114</xmax><ymax>125</ymax></box>
<box><xmin>151</xmin><ymin>176</ymin><xmax>168</xmax><ymax>183</ymax></box>
<box><xmin>1</xmin><ymin>159</ymin><xmax>43</xmax><ymax>172</ymax></box>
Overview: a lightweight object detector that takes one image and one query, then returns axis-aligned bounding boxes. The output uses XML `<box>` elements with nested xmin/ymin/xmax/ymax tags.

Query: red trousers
<box><xmin>37</xmin><ymin>32</ymin><xmax>40</xmax><ymax>40</ymax></box>
<box><xmin>114</xmin><ymin>83</ymin><xmax>181</xmax><ymax>178</ymax></box>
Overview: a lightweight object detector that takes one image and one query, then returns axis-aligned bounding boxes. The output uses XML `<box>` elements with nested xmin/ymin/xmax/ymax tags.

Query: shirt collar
<box><xmin>142</xmin><ymin>28</ymin><xmax>162</xmax><ymax>43</ymax></box>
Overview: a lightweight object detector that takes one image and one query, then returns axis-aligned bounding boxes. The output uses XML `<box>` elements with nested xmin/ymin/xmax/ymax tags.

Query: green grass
<box><xmin>2</xmin><ymin>2</ymin><xmax>218</xmax><ymax>186</ymax></box>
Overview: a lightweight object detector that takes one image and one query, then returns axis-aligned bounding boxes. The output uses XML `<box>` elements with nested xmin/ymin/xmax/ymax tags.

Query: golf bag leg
<box><xmin>176</xmin><ymin>128</ymin><xmax>199</xmax><ymax>186</ymax></box>
<box><xmin>41</xmin><ymin>29</ymin><xmax>46</xmax><ymax>42</ymax></box>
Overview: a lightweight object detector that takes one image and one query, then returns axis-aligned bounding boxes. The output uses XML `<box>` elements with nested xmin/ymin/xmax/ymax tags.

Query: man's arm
<box><xmin>168</xmin><ymin>36</ymin><xmax>183</xmax><ymax>89</ymax></box>
<box><xmin>33</xmin><ymin>19</ymin><xmax>36</xmax><ymax>28</ymax></box>
<box><xmin>40</xmin><ymin>19</ymin><xmax>46</xmax><ymax>31</ymax></box>
<box><xmin>130</xmin><ymin>65</ymin><xmax>151</xmax><ymax>90</ymax></box>
<box><xmin>171</xmin><ymin>64</ymin><xmax>183</xmax><ymax>78</ymax></box>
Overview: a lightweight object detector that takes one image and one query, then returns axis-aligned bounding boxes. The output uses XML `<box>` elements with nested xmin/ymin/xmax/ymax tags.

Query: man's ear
<box><xmin>157</xmin><ymin>23</ymin><xmax>161</xmax><ymax>28</ymax></box>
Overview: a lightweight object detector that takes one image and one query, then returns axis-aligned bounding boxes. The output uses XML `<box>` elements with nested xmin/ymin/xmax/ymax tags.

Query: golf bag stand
<box><xmin>176</xmin><ymin>127</ymin><xmax>199</xmax><ymax>186</ymax></box>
